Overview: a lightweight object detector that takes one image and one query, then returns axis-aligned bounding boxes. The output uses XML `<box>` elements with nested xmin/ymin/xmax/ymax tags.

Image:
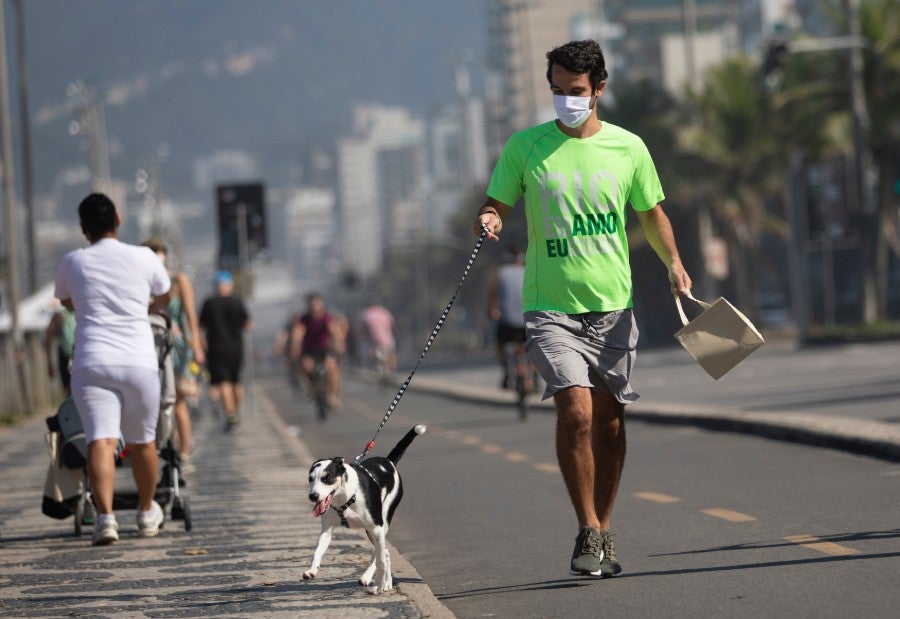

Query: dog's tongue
<box><xmin>312</xmin><ymin>494</ymin><xmax>333</xmax><ymax>518</ymax></box>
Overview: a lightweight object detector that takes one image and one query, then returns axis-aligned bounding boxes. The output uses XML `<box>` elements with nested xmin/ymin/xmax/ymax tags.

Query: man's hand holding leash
<box><xmin>474</xmin><ymin>199</ymin><xmax>511</xmax><ymax>241</ymax></box>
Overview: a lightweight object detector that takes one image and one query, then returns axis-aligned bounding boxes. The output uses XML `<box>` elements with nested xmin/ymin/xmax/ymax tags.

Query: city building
<box><xmin>428</xmin><ymin>57</ymin><xmax>490</xmax><ymax>231</ymax></box>
<box><xmin>483</xmin><ymin>0</ymin><xmax>805</xmax><ymax>115</ymax></box>
<box><xmin>599</xmin><ymin>0</ymin><xmax>739</xmax><ymax>96</ymax></box>
<box><xmin>283</xmin><ymin>186</ymin><xmax>337</xmax><ymax>289</ymax></box>
<box><xmin>485</xmin><ymin>0</ymin><xmax>598</xmax><ymax>157</ymax></box>
<box><xmin>334</xmin><ymin>105</ymin><xmax>427</xmax><ymax>280</ymax></box>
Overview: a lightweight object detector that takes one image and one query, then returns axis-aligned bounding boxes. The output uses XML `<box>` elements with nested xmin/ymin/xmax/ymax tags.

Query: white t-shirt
<box><xmin>55</xmin><ymin>237</ymin><xmax>171</xmax><ymax>370</ymax></box>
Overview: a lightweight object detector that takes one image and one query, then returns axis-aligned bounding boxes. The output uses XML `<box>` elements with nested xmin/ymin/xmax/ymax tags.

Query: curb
<box><xmin>404</xmin><ymin>376</ymin><xmax>900</xmax><ymax>463</ymax></box>
<box><xmin>625</xmin><ymin>405</ymin><xmax>900</xmax><ymax>463</ymax></box>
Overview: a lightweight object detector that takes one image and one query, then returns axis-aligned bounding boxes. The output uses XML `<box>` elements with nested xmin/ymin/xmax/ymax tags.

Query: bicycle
<box><xmin>372</xmin><ymin>346</ymin><xmax>395</xmax><ymax>387</ymax></box>
<box><xmin>308</xmin><ymin>358</ymin><xmax>330</xmax><ymax>421</ymax></box>
<box><xmin>504</xmin><ymin>342</ymin><xmax>537</xmax><ymax>421</ymax></box>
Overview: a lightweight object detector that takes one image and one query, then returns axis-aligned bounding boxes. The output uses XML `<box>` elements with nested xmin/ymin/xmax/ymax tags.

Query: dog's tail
<box><xmin>386</xmin><ymin>425</ymin><xmax>427</xmax><ymax>465</ymax></box>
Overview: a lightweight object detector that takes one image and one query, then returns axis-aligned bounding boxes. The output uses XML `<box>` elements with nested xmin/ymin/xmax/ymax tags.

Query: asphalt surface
<box><xmin>411</xmin><ymin>339</ymin><xmax>900</xmax><ymax>462</ymax></box>
<box><xmin>1</xmin><ymin>339</ymin><xmax>898</xmax><ymax>617</ymax></box>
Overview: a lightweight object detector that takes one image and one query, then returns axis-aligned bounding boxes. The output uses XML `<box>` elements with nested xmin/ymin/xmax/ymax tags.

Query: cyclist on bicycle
<box><xmin>359</xmin><ymin>297</ymin><xmax>397</xmax><ymax>381</ymax></box>
<box><xmin>290</xmin><ymin>293</ymin><xmax>345</xmax><ymax>409</ymax></box>
<box><xmin>487</xmin><ymin>245</ymin><xmax>532</xmax><ymax>391</ymax></box>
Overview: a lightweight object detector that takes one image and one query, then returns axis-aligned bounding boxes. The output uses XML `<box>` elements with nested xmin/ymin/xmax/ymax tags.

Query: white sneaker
<box><xmin>92</xmin><ymin>517</ymin><xmax>119</xmax><ymax>546</ymax></box>
<box><xmin>137</xmin><ymin>501</ymin><xmax>165</xmax><ymax>537</ymax></box>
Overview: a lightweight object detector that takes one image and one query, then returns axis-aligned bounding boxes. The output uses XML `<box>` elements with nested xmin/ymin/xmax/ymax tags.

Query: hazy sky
<box><xmin>23</xmin><ymin>0</ymin><xmax>486</xmax><ymax>107</ymax></box>
<box><xmin>16</xmin><ymin>0</ymin><xmax>487</xmax><ymax>195</ymax></box>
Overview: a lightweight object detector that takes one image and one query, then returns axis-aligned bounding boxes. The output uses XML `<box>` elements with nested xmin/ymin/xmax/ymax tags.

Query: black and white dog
<box><xmin>303</xmin><ymin>424</ymin><xmax>426</xmax><ymax>594</ymax></box>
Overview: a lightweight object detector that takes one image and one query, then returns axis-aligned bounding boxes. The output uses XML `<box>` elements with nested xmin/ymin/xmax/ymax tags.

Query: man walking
<box><xmin>473</xmin><ymin>39</ymin><xmax>692</xmax><ymax>578</ymax></box>
<box><xmin>199</xmin><ymin>271</ymin><xmax>251</xmax><ymax>429</ymax></box>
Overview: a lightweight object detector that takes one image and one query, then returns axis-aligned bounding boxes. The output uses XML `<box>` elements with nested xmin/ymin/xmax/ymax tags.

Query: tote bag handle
<box><xmin>674</xmin><ymin>291</ymin><xmax>711</xmax><ymax>326</ymax></box>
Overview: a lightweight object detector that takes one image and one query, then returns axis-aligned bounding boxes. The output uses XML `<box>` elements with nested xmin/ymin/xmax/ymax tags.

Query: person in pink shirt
<box><xmin>359</xmin><ymin>298</ymin><xmax>397</xmax><ymax>378</ymax></box>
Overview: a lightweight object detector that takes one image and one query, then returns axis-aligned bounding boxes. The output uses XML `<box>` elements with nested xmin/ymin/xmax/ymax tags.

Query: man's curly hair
<box><xmin>546</xmin><ymin>39</ymin><xmax>608</xmax><ymax>91</ymax></box>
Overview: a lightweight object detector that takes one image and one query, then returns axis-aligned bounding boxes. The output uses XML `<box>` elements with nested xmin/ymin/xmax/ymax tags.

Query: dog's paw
<box><xmin>302</xmin><ymin>570</ymin><xmax>317</xmax><ymax>581</ymax></box>
<box><xmin>366</xmin><ymin>577</ymin><xmax>394</xmax><ymax>595</ymax></box>
<box><xmin>359</xmin><ymin>563</ymin><xmax>376</xmax><ymax>586</ymax></box>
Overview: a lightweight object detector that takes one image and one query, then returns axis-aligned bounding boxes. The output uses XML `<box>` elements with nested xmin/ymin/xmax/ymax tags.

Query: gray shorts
<box><xmin>524</xmin><ymin>309</ymin><xmax>639</xmax><ymax>404</ymax></box>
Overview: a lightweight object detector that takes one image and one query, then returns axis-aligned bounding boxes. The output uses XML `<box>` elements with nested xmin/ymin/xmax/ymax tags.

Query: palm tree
<box><xmin>801</xmin><ymin>0</ymin><xmax>900</xmax><ymax>321</ymax></box>
<box><xmin>675</xmin><ymin>56</ymin><xmax>795</xmax><ymax>320</ymax></box>
<box><xmin>858</xmin><ymin>0</ymin><xmax>900</xmax><ymax>318</ymax></box>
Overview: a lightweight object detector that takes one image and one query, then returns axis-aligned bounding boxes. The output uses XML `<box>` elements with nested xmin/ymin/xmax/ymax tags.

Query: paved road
<box><xmin>2</xmin><ymin>339</ymin><xmax>899</xmax><ymax>617</ymax></box>
<box><xmin>410</xmin><ymin>340</ymin><xmax>900</xmax><ymax>461</ymax></box>
<box><xmin>269</xmin><ymin>367</ymin><xmax>900</xmax><ymax>619</ymax></box>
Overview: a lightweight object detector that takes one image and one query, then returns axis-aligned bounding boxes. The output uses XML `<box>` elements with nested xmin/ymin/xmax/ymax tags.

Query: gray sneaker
<box><xmin>598</xmin><ymin>529</ymin><xmax>622</xmax><ymax>577</ymax></box>
<box><xmin>570</xmin><ymin>526</ymin><xmax>605</xmax><ymax>576</ymax></box>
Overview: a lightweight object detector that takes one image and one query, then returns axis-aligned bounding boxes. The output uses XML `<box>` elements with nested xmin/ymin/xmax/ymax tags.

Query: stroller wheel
<box><xmin>182</xmin><ymin>502</ymin><xmax>192</xmax><ymax>531</ymax></box>
<box><xmin>82</xmin><ymin>500</ymin><xmax>95</xmax><ymax>525</ymax></box>
<box><xmin>74</xmin><ymin>500</ymin><xmax>85</xmax><ymax>537</ymax></box>
<box><xmin>171</xmin><ymin>495</ymin><xmax>184</xmax><ymax>520</ymax></box>
<box><xmin>172</xmin><ymin>496</ymin><xmax>193</xmax><ymax>531</ymax></box>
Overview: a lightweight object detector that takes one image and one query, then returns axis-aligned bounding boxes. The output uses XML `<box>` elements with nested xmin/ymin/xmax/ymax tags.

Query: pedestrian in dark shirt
<box><xmin>199</xmin><ymin>271</ymin><xmax>251</xmax><ymax>429</ymax></box>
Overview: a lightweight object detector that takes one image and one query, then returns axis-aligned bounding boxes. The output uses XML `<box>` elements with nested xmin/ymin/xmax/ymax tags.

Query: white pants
<box><xmin>71</xmin><ymin>365</ymin><xmax>160</xmax><ymax>445</ymax></box>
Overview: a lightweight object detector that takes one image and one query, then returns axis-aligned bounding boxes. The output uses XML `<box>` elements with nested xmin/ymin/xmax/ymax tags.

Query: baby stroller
<box><xmin>42</xmin><ymin>311</ymin><xmax>193</xmax><ymax>536</ymax></box>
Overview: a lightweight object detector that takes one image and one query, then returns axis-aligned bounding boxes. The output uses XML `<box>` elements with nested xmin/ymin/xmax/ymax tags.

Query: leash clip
<box><xmin>355</xmin><ymin>440</ymin><xmax>375</xmax><ymax>463</ymax></box>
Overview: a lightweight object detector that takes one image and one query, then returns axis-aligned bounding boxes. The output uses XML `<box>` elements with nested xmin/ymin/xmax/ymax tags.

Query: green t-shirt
<box><xmin>487</xmin><ymin>120</ymin><xmax>664</xmax><ymax>314</ymax></box>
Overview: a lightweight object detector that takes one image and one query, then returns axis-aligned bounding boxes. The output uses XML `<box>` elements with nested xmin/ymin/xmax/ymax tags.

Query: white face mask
<box><xmin>553</xmin><ymin>94</ymin><xmax>595</xmax><ymax>128</ymax></box>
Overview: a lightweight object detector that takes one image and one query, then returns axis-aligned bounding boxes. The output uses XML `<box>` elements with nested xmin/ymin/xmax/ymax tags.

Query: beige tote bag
<box><xmin>674</xmin><ymin>292</ymin><xmax>765</xmax><ymax>380</ymax></box>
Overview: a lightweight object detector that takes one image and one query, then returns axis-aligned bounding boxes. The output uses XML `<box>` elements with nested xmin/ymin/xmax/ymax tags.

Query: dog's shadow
<box><xmin>436</xmin><ymin>578</ymin><xmax>591</xmax><ymax>601</ymax></box>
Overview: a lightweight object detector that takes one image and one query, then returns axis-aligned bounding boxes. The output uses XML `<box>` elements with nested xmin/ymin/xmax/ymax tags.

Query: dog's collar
<box><xmin>331</xmin><ymin>493</ymin><xmax>357</xmax><ymax>528</ymax></box>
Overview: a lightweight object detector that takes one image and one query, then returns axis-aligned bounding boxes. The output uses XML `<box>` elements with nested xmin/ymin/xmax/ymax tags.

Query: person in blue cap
<box><xmin>199</xmin><ymin>270</ymin><xmax>251</xmax><ymax>429</ymax></box>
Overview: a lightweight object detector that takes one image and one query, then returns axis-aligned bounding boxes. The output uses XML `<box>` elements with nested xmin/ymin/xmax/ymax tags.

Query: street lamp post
<box><xmin>846</xmin><ymin>0</ymin><xmax>878</xmax><ymax>322</ymax></box>
<box><xmin>67</xmin><ymin>80</ymin><xmax>112</xmax><ymax>196</ymax></box>
<box><xmin>12</xmin><ymin>0</ymin><xmax>36</xmax><ymax>295</ymax></box>
<box><xmin>236</xmin><ymin>203</ymin><xmax>255</xmax><ymax>416</ymax></box>
<box><xmin>0</xmin><ymin>0</ymin><xmax>31</xmax><ymax>410</ymax></box>
<box><xmin>761</xmin><ymin>0</ymin><xmax>877</xmax><ymax>325</ymax></box>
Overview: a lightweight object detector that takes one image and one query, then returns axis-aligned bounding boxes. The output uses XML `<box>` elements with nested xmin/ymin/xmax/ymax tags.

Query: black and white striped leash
<box><xmin>355</xmin><ymin>225</ymin><xmax>490</xmax><ymax>462</ymax></box>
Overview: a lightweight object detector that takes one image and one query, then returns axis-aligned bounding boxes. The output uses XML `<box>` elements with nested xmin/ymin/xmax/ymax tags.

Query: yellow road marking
<box><xmin>443</xmin><ymin>430</ymin><xmax>461</xmax><ymax>440</ymax></box>
<box><xmin>633</xmin><ymin>491</ymin><xmax>681</xmax><ymax>504</ymax></box>
<box><xmin>481</xmin><ymin>444</ymin><xmax>502</xmax><ymax>454</ymax></box>
<box><xmin>534</xmin><ymin>462</ymin><xmax>559</xmax><ymax>474</ymax></box>
<box><xmin>784</xmin><ymin>535</ymin><xmax>861</xmax><ymax>557</ymax></box>
<box><xmin>461</xmin><ymin>435</ymin><xmax>481</xmax><ymax>446</ymax></box>
<box><xmin>700</xmin><ymin>508</ymin><xmax>757</xmax><ymax>523</ymax></box>
<box><xmin>504</xmin><ymin>452</ymin><xmax>529</xmax><ymax>462</ymax></box>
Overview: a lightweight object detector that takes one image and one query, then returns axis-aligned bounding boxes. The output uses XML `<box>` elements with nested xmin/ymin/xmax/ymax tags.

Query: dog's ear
<box><xmin>332</xmin><ymin>457</ymin><xmax>348</xmax><ymax>479</ymax></box>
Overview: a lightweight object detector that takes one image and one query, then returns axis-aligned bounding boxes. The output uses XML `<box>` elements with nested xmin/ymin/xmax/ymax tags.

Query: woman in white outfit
<box><xmin>54</xmin><ymin>193</ymin><xmax>172</xmax><ymax>545</ymax></box>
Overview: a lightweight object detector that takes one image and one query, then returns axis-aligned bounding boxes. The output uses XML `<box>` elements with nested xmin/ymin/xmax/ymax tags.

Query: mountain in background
<box><xmin>19</xmin><ymin>0</ymin><xmax>485</xmax><ymax>204</ymax></box>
